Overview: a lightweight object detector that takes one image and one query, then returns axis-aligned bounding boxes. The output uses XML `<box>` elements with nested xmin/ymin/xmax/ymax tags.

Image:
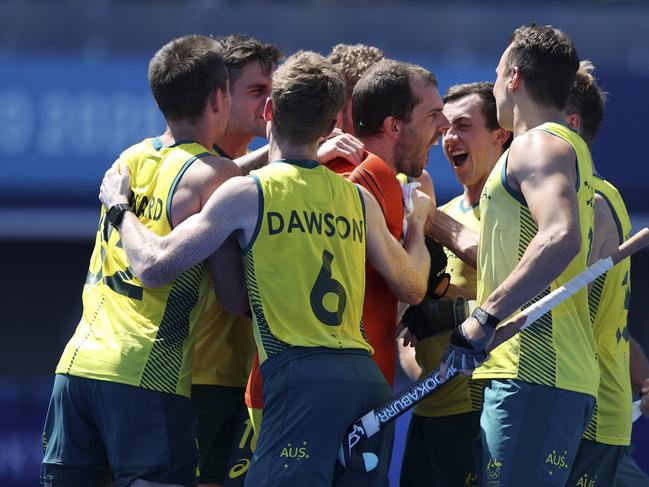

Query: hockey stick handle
<box><xmin>489</xmin><ymin>226</ymin><xmax>649</xmax><ymax>349</ymax></box>
<box><xmin>346</xmin><ymin>227</ymin><xmax>649</xmax><ymax>445</ymax></box>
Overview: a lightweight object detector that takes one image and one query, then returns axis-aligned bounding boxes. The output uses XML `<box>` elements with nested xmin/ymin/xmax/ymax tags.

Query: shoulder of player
<box><xmin>508</xmin><ymin>129</ymin><xmax>576</xmax><ymax>174</ymax></box>
<box><xmin>181</xmin><ymin>154</ymin><xmax>241</xmax><ymax>191</ymax></box>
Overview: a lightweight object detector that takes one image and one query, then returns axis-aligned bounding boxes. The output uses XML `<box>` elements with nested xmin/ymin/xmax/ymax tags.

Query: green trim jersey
<box><xmin>56</xmin><ymin>138</ymin><xmax>212</xmax><ymax>398</ymax></box>
<box><xmin>244</xmin><ymin>160</ymin><xmax>371</xmax><ymax>364</ymax></box>
<box><xmin>583</xmin><ymin>175</ymin><xmax>632</xmax><ymax>445</ymax></box>
<box><xmin>473</xmin><ymin>122</ymin><xmax>599</xmax><ymax>397</ymax></box>
<box><xmin>192</xmin><ymin>145</ymin><xmax>256</xmax><ymax>388</ymax></box>
<box><xmin>414</xmin><ymin>195</ymin><xmax>483</xmax><ymax>417</ymax></box>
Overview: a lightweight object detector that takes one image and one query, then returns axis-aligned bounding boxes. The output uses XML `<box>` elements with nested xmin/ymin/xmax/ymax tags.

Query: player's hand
<box><xmin>317</xmin><ymin>130</ymin><xmax>364</xmax><ymax>165</ymax></box>
<box><xmin>408</xmin><ymin>189</ymin><xmax>433</xmax><ymax>231</ymax></box>
<box><xmin>641</xmin><ymin>378</ymin><xmax>649</xmax><ymax>417</ymax></box>
<box><xmin>99</xmin><ymin>160</ymin><xmax>132</xmax><ymax>208</ymax></box>
<box><xmin>439</xmin><ymin>316</ymin><xmax>493</xmax><ymax>377</ymax></box>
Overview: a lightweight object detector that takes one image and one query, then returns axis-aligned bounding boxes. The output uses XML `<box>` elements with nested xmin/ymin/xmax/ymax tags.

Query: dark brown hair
<box><xmin>215</xmin><ymin>34</ymin><xmax>282</xmax><ymax>84</ymax></box>
<box><xmin>505</xmin><ymin>24</ymin><xmax>579</xmax><ymax>110</ymax></box>
<box><xmin>148</xmin><ymin>35</ymin><xmax>228</xmax><ymax>123</ymax></box>
<box><xmin>352</xmin><ymin>59</ymin><xmax>437</xmax><ymax>137</ymax></box>
<box><xmin>565</xmin><ymin>60</ymin><xmax>607</xmax><ymax>146</ymax></box>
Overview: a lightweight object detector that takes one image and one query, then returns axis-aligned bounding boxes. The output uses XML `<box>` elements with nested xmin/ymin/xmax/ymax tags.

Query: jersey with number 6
<box><xmin>244</xmin><ymin>159</ymin><xmax>371</xmax><ymax>364</ymax></box>
<box><xmin>56</xmin><ymin>137</ymin><xmax>212</xmax><ymax>398</ymax></box>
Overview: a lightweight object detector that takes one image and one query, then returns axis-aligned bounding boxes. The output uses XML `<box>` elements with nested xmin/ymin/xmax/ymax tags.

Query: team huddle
<box><xmin>40</xmin><ymin>24</ymin><xmax>649</xmax><ymax>487</ymax></box>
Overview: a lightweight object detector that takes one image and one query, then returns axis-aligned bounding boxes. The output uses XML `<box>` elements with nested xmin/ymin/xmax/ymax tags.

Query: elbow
<box><xmin>555</xmin><ymin>225</ymin><xmax>582</xmax><ymax>261</ymax></box>
<box><xmin>134</xmin><ymin>251</ymin><xmax>171</xmax><ymax>288</ymax></box>
<box><xmin>398</xmin><ymin>279</ymin><xmax>428</xmax><ymax>306</ymax></box>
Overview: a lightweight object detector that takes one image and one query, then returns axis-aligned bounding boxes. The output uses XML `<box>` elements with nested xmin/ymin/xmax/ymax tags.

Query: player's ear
<box><xmin>509</xmin><ymin>66</ymin><xmax>521</xmax><ymax>91</ymax></box>
<box><xmin>492</xmin><ymin>128</ymin><xmax>511</xmax><ymax>147</ymax></box>
<box><xmin>383</xmin><ymin>115</ymin><xmax>401</xmax><ymax>140</ymax></box>
<box><xmin>209</xmin><ymin>84</ymin><xmax>229</xmax><ymax>114</ymax></box>
<box><xmin>263</xmin><ymin>98</ymin><xmax>273</xmax><ymax>122</ymax></box>
<box><xmin>566</xmin><ymin>113</ymin><xmax>581</xmax><ymax>132</ymax></box>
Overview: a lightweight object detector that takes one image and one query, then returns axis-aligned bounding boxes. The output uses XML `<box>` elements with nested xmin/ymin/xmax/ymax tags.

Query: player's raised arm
<box><xmin>427</xmin><ymin>209</ymin><xmax>478</xmax><ymax>268</ymax></box>
<box><xmin>100</xmin><ymin>163</ymin><xmax>258</xmax><ymax>287</ymax></box>
<box><xmin>363</xmin><ymin>185</ymin><xmax>431</xmax><ymax>304</ymax></box>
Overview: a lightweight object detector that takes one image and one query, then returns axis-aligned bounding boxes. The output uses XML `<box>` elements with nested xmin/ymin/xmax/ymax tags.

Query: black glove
<box><xmin>403</xmin><ymin>295</ymin><xmax>472</xmax><ymax>341</ymax></box>
<box><xmin>441</xmin><ymin>308</ymin><xmax>498</xmax><ymax>372</ymax></box>
<box><xmin>425</xmin><ymin>237</ymin><xmax>450</xmax><ymax>299</ymax></box>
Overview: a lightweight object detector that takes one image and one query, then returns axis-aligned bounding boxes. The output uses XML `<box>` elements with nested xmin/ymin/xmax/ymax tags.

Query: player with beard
<box><xmin>98</xmin><ymin>51</ymin><xmax>433</xmax><ymax>486</ymax></box>
<box><xmin>324</xmin><ymin>59</ymin><xmax>450</xmax><ymax>387</ymax></box>
<box><xmin>399</xmin><ymin>82</ymin><xmax>510</xmax><ymax>487</ymax></box>
<box><xmin>191</xmin><ymin>34</ymin><xmax>281</xmax><ymax>487</ymax></box>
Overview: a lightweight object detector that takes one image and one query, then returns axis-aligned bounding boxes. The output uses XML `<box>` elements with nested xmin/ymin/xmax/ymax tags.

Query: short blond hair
<box><xmin>327</xmin><ymin>43</ymin><xmax>385</xmax><ymax>94</ymax></box>
<box><xmin>271</xmin><ymin>51</ymin><xmax>346</xmax><ymax>145</ymax></box>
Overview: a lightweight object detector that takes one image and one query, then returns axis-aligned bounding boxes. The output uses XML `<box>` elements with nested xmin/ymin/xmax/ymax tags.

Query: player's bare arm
<box><xmin>479</xmin><ymin>130</ymin><xmax>582</xmax><ymax>323</ymax></box>
<box><xmin>234</xmin><ymin>145</ymin><xmax>270</xmax><ymax>176</ymax></box>
<box><xmin>208</xmin><ymin>235</ymin><xmax>249</xmax><ymax>316</ymax></box>
<box><xmin>427</xmin><ymin>209</ymin><xmax>478</xmax><ymax>268</ymax></box>
<box><xmin>589</xmin><ymin>192</ymin><xmax>619</xmax><ymax>264</ymax></box>
<box><xmin>363</xmin><ymin>185</ymin><xmax>431</xmax><ymax>304</ymax></box>
<box><xmin>100</xmin><ymin>165</ymin><xmax>259</xmax><ymax>288</ymax></box>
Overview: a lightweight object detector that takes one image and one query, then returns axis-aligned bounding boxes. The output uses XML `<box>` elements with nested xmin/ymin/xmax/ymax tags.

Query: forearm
<box><xmin>427</xmin><ymin>209</ymin><xmax>477</xmax><ymax>268</ymax></box>
<box><xmin>398</xmin><ymin>343</ymin><xmax>422</xmax><ymax>381</ymax></box>
<box><xmin>400</xmin><ymin>221</ymin><xmax>431</xmax><ymax>304</ymax></box>
<box><xmin>117</xmin><ymin>211</ymin><xmax>216</xmax><ymax>287</ymax></box>
<box><xmin>630</xmin><ymin>337</ymin><xmax>649</xmax><ymax>396</ymax></box>
<box><xmin>235</xmin><ymin>145</ymin><xmax>269</xmax><ymax>175</ymax></box>
<box><xmin>480</xmin><ymin>228</ymin><xmax>580</xmax><ymax>320</ymax></box>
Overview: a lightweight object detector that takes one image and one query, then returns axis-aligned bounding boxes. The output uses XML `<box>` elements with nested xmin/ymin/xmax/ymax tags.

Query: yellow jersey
<box><xmin>244</xmin><ymin>160</ymin><xmax>371</xmax><ymax>364</ymax></box>
<box><xmin>582</xmin><ymin>175</ymin><xmax>632</xmax><ymax>445</ymax></box>
<box><xmin>57</xmin><ymin>137</ymin><xmax>212</xmax><ymax>398</ymax></box>
<box><xmin>473</xmin><ymin>123</ymin><xmax>599</xmax><ymax>397</ymax></box>
<box><xmin>414</xmin><ymin>195</ymin><xmax>483</xmax><ymax>417</ymax></box>
<box><xmin>192</xmin><ymin>145</ymin><xmax>255</xmax><ymax>388</ymax></box>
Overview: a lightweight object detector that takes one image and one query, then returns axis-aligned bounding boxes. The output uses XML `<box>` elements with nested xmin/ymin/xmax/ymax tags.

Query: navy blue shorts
<box><xmin>41</xmin><ymin>374</ymin><xmax>198</xmax><ymax>487</ymax></box>
<box><xmin>244</xmin><ymin>348</ymin><xmax>394</xmax><ymax>487</ymax></box>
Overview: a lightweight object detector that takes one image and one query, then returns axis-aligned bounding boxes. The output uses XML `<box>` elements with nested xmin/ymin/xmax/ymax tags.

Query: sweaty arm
<box><xmin>479</xmin><ymin>130</ymin><xmax>582</xmax><ymax>321</ymax></box>
<box><xmin>363</xmin><ymin>186</ymin><xmax>431</xmax><ymax>304</ymax></box>
<box><xmin>100</xmin><ymin>165</ymin><xmax>259</xmax><ymax>288</ymax></box>
<box><xmin>235</xmin><ymin>145</ymin><xmax>270</xmax><ymax>175</ymax></box>
<box><xmin>427</xmin><ymin>209</ymin><xmax>478</xmax><ymax>268</ymax></box>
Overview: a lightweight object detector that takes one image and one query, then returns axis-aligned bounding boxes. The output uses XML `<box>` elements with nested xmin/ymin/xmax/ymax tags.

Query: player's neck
<box><xmin>161</xmin><ymin>121</ymin><xmax>216</xmax><ymax>151</ymax></box>
<box><xmin>214</xmin><ymin>131</ymin><xmax>255</xmax><ymax>159</ymax></box>
<box><xmin>361</xmin><ymin>136</ymin><xmax>397</xmax><ymax>173</ymax></box>
<box><xmin>269</xmin><ymin>137</ymin><xmax>318</xmax><ymax>163</ymax></box>
<box><xmin>512</xmin><ymin>103</ymin><xmax>567</xmax><ymax>137</ymax></box>
<box><xmin>463</xmin><ymin>180</ymin><xmax>486</xmax><ymax>207</ymax></box>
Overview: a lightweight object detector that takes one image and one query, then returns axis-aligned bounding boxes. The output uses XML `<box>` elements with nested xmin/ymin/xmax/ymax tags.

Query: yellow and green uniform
<box><xmin>413</xmin><ymin>195</ymin><xmax>483</xmax><ymax>417</ymax></box>
<box><xmin>582</xmin><ymin>175</ymin><xmax>632</xmax><ymax>445</ymax></box>
<box><xmin>473</xmin><ymin>122</ymin><xmax>598</xmax><ymax>398</ymax></box>
<box><xmin>56</xmin><ymin>137</ymin><xmax>212</xmax><ymax>398</ymax></box>
<box><xmin>243</xmin><ymin>159</ymin><xmax>371</xmax><ymax>363</ymax></box>
<box><xmin>192</xmin><ymin>144</ymin><xmax>255</xmax><ymax>388</ymax></box>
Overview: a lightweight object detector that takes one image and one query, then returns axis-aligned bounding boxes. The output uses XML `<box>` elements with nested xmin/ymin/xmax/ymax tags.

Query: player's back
<box><xmin>57</xmin><ymin>137</ymin><xmax>214</xmax><ymax>398</ymax></box>
<box><xmin>244</xmin><ymin>159</ymin><xmax>371</xmax><ymax>364</ymax></box>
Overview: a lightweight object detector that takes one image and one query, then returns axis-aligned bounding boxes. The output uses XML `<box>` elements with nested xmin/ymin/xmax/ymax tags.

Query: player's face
<box><xmin>395</xmin><ymin>80</ymin><xmax>448</xmax><ymax>178</ymax></box>
<box><xmin>442</xmin><ymin>94</ymin><xmax>502</xmax><ymax>188</ymax></box>
<box><xmin>228</xmin><ymin>61</ymin><xmax>274</xmax><ymax>139</ymax></box>
<box><xmin>494</xmin><ymin>45</ymin><xmax>514</xmax><ymax>131</ymax></box>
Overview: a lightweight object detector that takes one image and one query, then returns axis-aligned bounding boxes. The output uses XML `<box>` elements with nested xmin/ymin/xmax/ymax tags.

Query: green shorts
<box><xmin>192</xmin><ymin>384</ymin><xmax>248</xmax><ymax>484</ymax></box>
<box><xmin>245</xmin><ymin>347</ymin><xmax>393</xmax><ymax>487</ymax></box>
<box><xmin>478</xmin><ymin>379</ymin><xmax>595</xmax><ymax>487</ymax></box>
<box><xmin>566</xmin><ymin>439</ymin><xmax>626</xmax><ymax>486</ymax></box>
<box><xmin>616</xmin><ymin>444</ymin><xmax>649</xmax><ymax>487</ymax></box>
<box><xmin>400</xmin><ymin>411</ymin><xmax>481</xmax><ymax>487</ymax></box>
<box><xmin>41</xmin><ymin>374</ymin><xmax>198</xmax><ymax>487</ymax></box>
